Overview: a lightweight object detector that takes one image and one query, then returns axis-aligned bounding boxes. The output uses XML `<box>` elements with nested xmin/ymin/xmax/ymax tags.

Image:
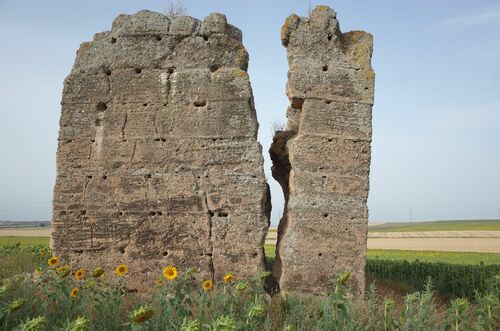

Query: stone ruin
<box><xmin>52</xmin><ymin>6</ymin><xmax>374</xmax><ymax>293</ymax></box>
<box><xmin>52</xmin><ymin>10</ymin><xmax>271</xmax><ymax>286</ymax></box>
<box><xmin>271</xmin><ymin>6</ymin><xmax>374</xmax><ymax>294</ymax></box>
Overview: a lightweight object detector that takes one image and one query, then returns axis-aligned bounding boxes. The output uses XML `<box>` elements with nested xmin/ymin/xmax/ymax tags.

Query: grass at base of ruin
<box><xmin>1</xmin><ymin>246</ymin><xmax>498</xmax><ymax>330</ymax></box>
<box><xmin>0</xmin><ymin>240</ymin><xmax>499</xmax><ymax>330</ymax></box>
<box><xmin>265</xmin><ymin>245</ymin><xmax>500</xmax><ymax>265</ymax></box>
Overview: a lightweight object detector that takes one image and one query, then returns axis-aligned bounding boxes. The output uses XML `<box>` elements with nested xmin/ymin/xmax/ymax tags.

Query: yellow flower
<box><xmin>223</xmin><ymin>273</ymin><xmax>234</xmax><ymax>283</ymax></box>
<box><xmin>75</xmin><ymin>268</ymin><xmax>85</xmax><ymax>281</ymax></box>
<box><xmin>162</xmin><ymin>266</ymin><xmax>178</xmax><ymax>281</ymax></box>
<box><xmin>115</xmin><ymin>264</ymin><xmax>128</xmax><ymax>276</ymax></box>
<box><xmin>155</xmin><ymin>278</ymin><xmax>163</xmax><ymax>286</ymax></box>
<box><xmin>47</xmin><ymin>257</ymin><xmax>59</xmax><ymax>267</ymax></box>
<box><xmin>202</xmin><ymin>279</ymin><xmax>213</xmax><ymax>291</ymax></box>
<box><xmin>70</xmin><ymin>287</ymin><xmax>79</xmax><ymax>298</ymax></box>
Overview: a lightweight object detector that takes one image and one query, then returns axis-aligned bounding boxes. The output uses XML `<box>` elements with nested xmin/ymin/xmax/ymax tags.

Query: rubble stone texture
<box><xmin>271</xmin><ymin>6</ymin><xmax>374</xmax><ymax>294</ymax></box>
<box><xmin>52</xmin><ymin>10</ymin><xmax>271</xmax><ymax>287</ymax></box>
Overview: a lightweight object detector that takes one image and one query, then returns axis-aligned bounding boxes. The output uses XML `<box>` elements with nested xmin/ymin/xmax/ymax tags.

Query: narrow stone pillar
<box><xmin>271</xmin><ymin>6</ymin><xmax>374</xmax><ymax>294</ymax></box>
<box><xmin>52</xmin><ymin>10</ymin><xmax>270</xmax><ymax>288</ymax></box>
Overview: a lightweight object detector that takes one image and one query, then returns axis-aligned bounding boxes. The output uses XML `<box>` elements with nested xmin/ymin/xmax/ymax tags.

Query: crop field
<box><xmin>368</xmin><ymin>219</ymin><xmax>500</xmax><ymax>232</ymax></box>
<box><xmin>368</xmin><ymin>237</ymin><xmax>500</xmax><ymax>253</ymax></box>
<box><xmin>265</xmin><ymin>220</ymin><xmax>500</xmax><ymax>253</ymax></box>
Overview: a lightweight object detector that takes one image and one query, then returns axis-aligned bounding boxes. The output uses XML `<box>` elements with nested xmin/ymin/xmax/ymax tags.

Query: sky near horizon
<box><xmin>0</xmin><ymin>0</ymin><xmax>499</xmax><ymax>224</ymax></box>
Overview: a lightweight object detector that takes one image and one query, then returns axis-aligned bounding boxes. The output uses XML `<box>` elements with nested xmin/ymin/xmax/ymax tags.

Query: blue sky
<box><xmin>0</xmin><ymin>0</ymin><xmax>499</xmax><ymax>224</ymax></box>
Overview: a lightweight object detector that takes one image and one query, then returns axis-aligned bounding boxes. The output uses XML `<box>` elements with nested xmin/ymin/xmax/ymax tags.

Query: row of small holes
<box><xmin>111</xmin><ymin>35</ymin><xmax>178</xmax><ymax>43</ymax></box>
<box><xmin>154</xmin><ymin>138</ymin><xmax>167</xmax><ymax>142</ymax></box>
<box><xmin>149</xmin><ymin>211</ymin><xmax>163</xmax><ymax>216</ymax></box>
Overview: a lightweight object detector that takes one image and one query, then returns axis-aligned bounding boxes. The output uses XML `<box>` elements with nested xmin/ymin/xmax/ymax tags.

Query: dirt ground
<box><xmin>0</xmin><ymin>228</ymin><xmax>51</xmax><ymax>237</ymax></box>
<box><xmin>368</xmin><ymin>238</ymin><xmax>500</xmax><ymax>253</ymax></box>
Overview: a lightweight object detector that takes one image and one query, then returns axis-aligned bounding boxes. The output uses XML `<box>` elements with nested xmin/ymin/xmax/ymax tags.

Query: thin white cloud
<box><xmin>428</xmin><ymin>100</ymin><xmax>500</xmax><ymax>131</ymax></box>
<box><xmin>435</xmin><ymin>4</ymin><xmax>500</xmax><ymax>30</ymax></box>
<box><xmin>459</xmin><ymin>38</ymin><xmax>500</xmax><ymax>58</ymax></box>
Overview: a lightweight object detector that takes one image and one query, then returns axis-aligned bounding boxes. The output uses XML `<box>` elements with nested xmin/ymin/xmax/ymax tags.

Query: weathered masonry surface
<box><xmin>270</xmin><ymin>6</ymin><xmax>374</xmax><ymax>294</ymax></box>
<box><xmin>52</xmin><ymin>10</ymin><xmax>271</xmax><ymax>287</ymax></box>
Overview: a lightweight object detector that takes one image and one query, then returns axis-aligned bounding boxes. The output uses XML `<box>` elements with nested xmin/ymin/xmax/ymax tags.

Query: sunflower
<box><xmin>91</xmin><ymin>267</ymin><xmax>105</xmax><ymax>278</ymax></box>
<box><xmin>18</xmin><ymin>316</ymin><xmax>47</xmax><ymax>330</ymax></box>
<box><xmin>202</xmin><ymin>279</ymin><xmax>213</xmax><ymax>291</ymax></box>
<box><xmin>75</xmin><ymin>268</ymin><xmax>85</xmax><ymax>281</ymax></box>
<box><xmin>130</xmin><ymin>305</ymin><xmax>154</xmax><ymax>323</ymax></box>
<box><xmin>56</xmin><ymin>265</ymin><xmax>70</xmax><ymax>278</ymax></box>
<box><xmin>155</xmin><ymin>278</ymin><xmax>163</xmax><ymax>286</ymax></box>
<box><xmin>115</xmin><ymin>264</ymin><xmax>128</xmax><ymax>276</ymax></box>
<box><xmin>70</xmin><ymin>287</ymin><xmax>79</xmax><ymax>298</ymax></box>
<box><xmin>8</xmin><ymin>298</ymin><xmax>26</xmax><ymax>313</ymax></box>
<box><xmin>47</xmin><ymin>257</ymin><xmax>59</xmax><ymax>267</ymax></box>
<box><xmin>223</xmin><ymin>273</ymin><xmax>234</xmax><ymax>283</ymax></box>
<box><xmin>162</xmin><ymin>266</ymin><xmax>178</xmax><ymax>281</ymax></box>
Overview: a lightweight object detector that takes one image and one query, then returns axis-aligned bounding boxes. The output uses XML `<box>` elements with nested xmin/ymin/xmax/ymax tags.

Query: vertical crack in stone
<box><xmin>90</xmin><ymin>223</ymin><xmax>94</xmax><ymax>248</ymax></box>
<box><xmin>269</xmin><ymin>130</ymin><xmax>295</xmax><ymax>286</ymax></box>
<box><xmin>130</xmin><ymin>140</ymin><xmax>137</xmax><ymax>161</ymax></box>
<box><xmin>121</xmin><ymin>112</ymin><xmax>128</xmax><ymax>142</ymax></box>
<box><xmin>82</xmin><ymin>177</ymin><xmax>90</xmax><ymax>201</ymax></box>
<box><xmin>153</xmin><ymin>113</ymin><xmax>159</xmax><ymax>139</ymax></box>
<box><xmin>203</xmin><ymin>192</ymin><xmax>215</xmax><ymax>279</ymax></box>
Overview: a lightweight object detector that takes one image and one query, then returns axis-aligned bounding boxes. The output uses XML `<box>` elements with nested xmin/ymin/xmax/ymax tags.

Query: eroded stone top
<box><xmin>72</xmin><ymin>11</ymin><xmax>247</xmax><ymax>74</ymax></box>
<box><xmin>281</xmin><ymin>6</ymin><xmax>374</xmax><ymax>108</ymax></box>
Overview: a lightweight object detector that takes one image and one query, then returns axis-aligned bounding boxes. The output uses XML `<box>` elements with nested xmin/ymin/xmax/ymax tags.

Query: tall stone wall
<box><xmin>271</xmin><ymin>6</ymin><xmax>374</xmax><ymax>294</ymax></box>
<box><xmin>52</xmin><ymin>10</ymin><xmax>270</xmax><ymax>287</ymax></box>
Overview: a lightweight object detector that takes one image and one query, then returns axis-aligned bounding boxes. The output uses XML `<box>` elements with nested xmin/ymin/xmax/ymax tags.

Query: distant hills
<box><xmin>0</xmin><ymin>220</ymin><xmax>51</xmax><ymax>228</ymax></box>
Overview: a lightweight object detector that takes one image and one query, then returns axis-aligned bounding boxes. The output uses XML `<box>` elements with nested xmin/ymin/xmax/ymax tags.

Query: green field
<box><xmin>369</xmin><ymin>219</ymin><xmax>500</xmax><ymax>232</ymax></box>
<box><xmin>264</xmin><ymin>245</ymin><xmax>500</xmax><ymax>265</ymax></box>
<box><xmin>0</xmin><ymin>236</ymin><xmax>49</xmax><ymax>246</ymax></box>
